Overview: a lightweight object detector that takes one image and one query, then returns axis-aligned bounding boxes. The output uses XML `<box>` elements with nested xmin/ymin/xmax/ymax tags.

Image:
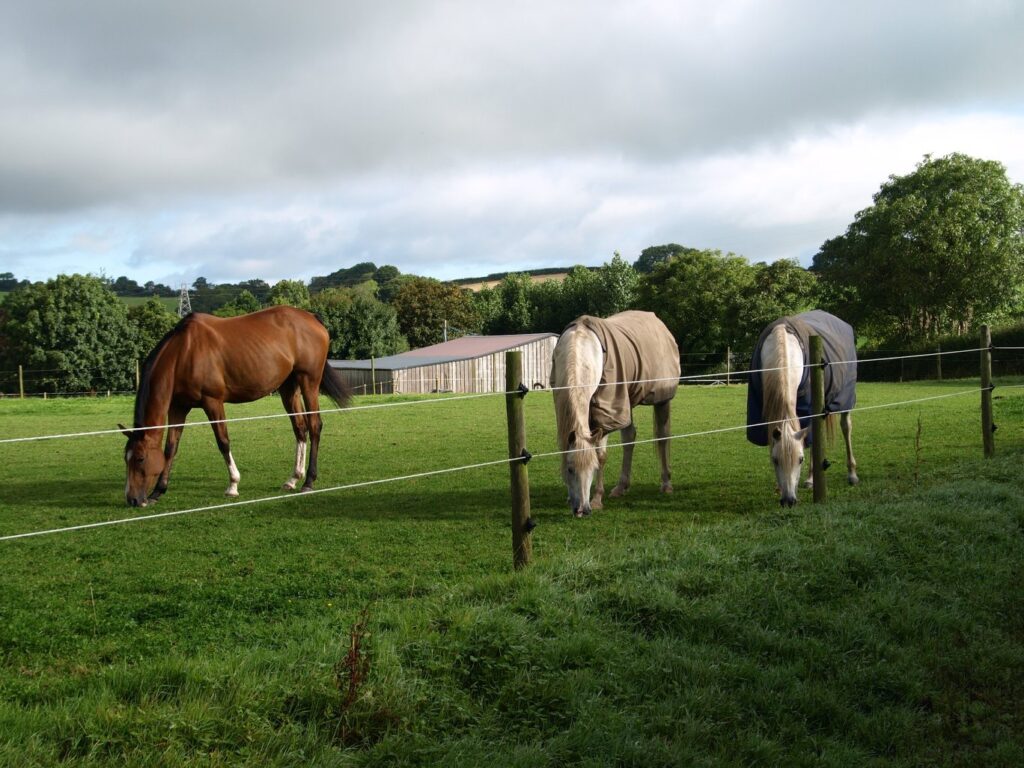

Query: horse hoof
<box><xmin>848</xmin><ymin>475</ymin><xmax>860</xmax><ymax>486</ymax></box>
<box><xmin>224</xmin><ymin>489</ymin><xmax>239</xmax><ymax>498</ymax></box>
<box><xmin>300</xmin><ymin>485</ymin><xmax>313</xmax><ymax>494</ymax></box>
<box><xmin>661</xmin><ymin>483</ymin><xmax>673</xmax><ymax>494</ymax></box>
<box><xmin>610</xmin><ymin>486</ymin><xmax>627</xmax><ymax>498</ymax></box>
<box><xmin>282</xmin><ymin>481</ymin><xmax>297</xmax><ymax>491</ymax></box>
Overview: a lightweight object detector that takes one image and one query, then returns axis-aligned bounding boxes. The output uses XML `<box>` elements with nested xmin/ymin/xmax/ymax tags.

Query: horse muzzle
<box><xmin>779</xmin><ymin>496</ymin><xmax>797</xmax><ymax>508</ymax></box>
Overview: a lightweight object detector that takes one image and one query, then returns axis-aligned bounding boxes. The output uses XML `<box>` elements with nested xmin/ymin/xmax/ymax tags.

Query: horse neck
<box><xmin>761</xmin><ymin>325</ymin><xmax>802</xmax><ymax>430</ymax></box>
<box><xmin>554</xmin><ymin>326</ymin><xmax>602</xmax><ymax>449</ymax></box>
<box><xmin>134</xmin><ymin>340</ymin><xmax>177</xmax><ymax>432</ymax></box>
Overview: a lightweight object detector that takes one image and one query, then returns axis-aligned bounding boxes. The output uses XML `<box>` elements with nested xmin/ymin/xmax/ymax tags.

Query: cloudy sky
<box><xmin>2</xmin><ymin>0</ymin><xmax>1022</xmax><ymax>288</ymax></box>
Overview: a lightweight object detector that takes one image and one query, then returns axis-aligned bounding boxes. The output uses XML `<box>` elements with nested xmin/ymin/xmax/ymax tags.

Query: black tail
<box><xmin>320</xmin><ymin>361</ymin><xmax>353</xmax><ymax>408</ymax></box>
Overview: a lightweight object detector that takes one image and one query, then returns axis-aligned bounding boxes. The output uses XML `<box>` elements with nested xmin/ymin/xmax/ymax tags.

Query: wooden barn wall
<box><xmin>334</xmin><ymin>337</ymin><xmax>557</xmax><ymax>395</ymax></box>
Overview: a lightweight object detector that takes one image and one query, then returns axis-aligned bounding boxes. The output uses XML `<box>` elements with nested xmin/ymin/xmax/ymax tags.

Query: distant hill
<box><xmin>454</xmin><ymin>267</ymin><xmax>591</xmax><ymax>292</ymax></box>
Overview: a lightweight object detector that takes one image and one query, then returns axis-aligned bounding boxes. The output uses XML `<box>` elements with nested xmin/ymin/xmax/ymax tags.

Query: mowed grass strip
<box><xmin>0</xmin><ymin>379</ymin><xmax>1022</xmax><ymax>766</ymax></box>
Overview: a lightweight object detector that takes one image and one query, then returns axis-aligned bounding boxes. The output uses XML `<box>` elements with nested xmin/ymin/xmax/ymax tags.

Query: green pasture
<box><xmin>1</xmin><ymin>380</ymin><xmax>1023</xmax><ymax>766</ymax></box>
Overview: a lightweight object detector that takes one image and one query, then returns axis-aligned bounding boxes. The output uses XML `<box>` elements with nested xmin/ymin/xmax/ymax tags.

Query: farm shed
<box><xmin>330</xmin><ymin>333</ymin><xmax>559</xmax><ymax>395</ymax></box>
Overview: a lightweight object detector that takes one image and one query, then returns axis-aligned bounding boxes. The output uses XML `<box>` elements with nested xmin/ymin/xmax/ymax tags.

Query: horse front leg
<box><xmin>654</xmin><ymin>401</ymin><xmax>673</xmax><ymax>493</ymax></box>
<box><xmin>841</xmin><ymin>411</ymin><xmax>859</xmax><ymax>485</ymax></box>
<box><xmin>149</xmin><ymin>404</ymin><xmax>189</xmax><ymax>502</ymax></box>
<box><xmin>610</xmin><ymin>421</ymin><xmax>636</xmax><ymax>498</ymax></box>
<box><xmin>590</xmin><ymin>436</ymin><xmax>609</xmax><ymax>510</ymax></box>
<box><xmin>203</xmin><ymin>400</ymin><xmax>240</xmax><ymax>497</ymax></box>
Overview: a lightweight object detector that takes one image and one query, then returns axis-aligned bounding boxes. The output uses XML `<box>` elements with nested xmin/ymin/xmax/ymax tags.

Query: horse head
<box><xmin>770</xmin><ymin>422</ymin><xmax>808</xmax><ymax>507</ymax></box>
<box><xmin>119</xmin><ymin>424</ymin><xmax>166</xmax><ymax>507</ymax></box>
<box><xmin>561</xmin><ymin>427</ymin><xmax>605</xmax><ymax>517</ymax></box>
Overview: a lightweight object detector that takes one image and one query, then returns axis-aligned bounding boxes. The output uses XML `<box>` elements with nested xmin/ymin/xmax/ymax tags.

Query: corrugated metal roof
<box><xmin>330</xmin><ymin>332</ymin><xmax>558</xmax><ymax>371</ymax></box>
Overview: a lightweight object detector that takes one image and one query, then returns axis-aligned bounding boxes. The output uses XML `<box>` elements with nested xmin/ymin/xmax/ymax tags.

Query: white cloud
<box><xmin>1</xmin><ymin>1</ymin><xmax>1022</xmax><ymax>284</ymax></box>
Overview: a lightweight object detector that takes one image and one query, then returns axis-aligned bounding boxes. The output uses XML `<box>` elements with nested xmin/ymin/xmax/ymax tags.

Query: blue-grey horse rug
<box><xmin>746</xmin><ymin>310</ymin><xmax>857</xmax><ymax>446</ymax></box>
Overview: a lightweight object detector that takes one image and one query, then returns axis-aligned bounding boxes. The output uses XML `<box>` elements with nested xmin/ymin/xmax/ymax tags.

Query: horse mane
<box><xmin>760</xmin><ymin>324</ymin><xmax>800</xmax><ymax>432</ymax></box>
<box><xmin>552</xmin><ymin>325</ymin><xmax>602</xmax><ymax>472</ymax></box>
<box><xmin>133</xmin><ymin>314</ymin><xmax>198</xmax><ymax>428</ymax></box>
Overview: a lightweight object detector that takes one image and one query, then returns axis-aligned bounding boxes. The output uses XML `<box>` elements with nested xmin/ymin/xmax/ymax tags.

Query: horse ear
<box><xmin>118</xmin><ymin>423</ymin><xmax>133</xmax><ymax>439</ymax></box>
<box><xmin>795</xmin><ymin>427</ymin><xmax>810</xmax><ymax>443</ymax></box>
<box><xmin>771</xmin><ymin>427</ymin><xmax>782</xmax><ymax>442</ymax></box>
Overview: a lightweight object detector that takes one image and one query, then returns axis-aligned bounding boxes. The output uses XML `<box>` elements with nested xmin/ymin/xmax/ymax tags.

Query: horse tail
<box><xmin>320</xmin><ymin>361</ymin><xmax>353</xmax><ymax>408</ymax></box>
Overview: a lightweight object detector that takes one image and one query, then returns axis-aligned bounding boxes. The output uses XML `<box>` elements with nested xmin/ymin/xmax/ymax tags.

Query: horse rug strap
<box><xmin>746</xmin><ymin>309</ymin><xmax>857</xmax><ymax>446</ymax></box>
<box><xmin>571</xmin><ymin>311</ymin><xmax>681</xmax><ymax>434</ymax></box>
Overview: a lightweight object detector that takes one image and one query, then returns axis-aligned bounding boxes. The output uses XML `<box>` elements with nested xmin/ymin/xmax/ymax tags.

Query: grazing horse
<box><xmin>120</xmin><ymin>306</ymin><xmax>352</xmax><ymax>507</ymax></box>
<box><xmin>550</xmin><ymin>311</ymin><xmax>680</xmax><ymax>517</ymax></box>
<box><xmin>746</xmin><ymin>310</ymin><xmax>859</xmax><ymax>507</ymax></box>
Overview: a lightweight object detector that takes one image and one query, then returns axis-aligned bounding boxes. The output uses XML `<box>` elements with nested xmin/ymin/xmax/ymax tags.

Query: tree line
<box><xmin>1</xmin><ymin>153</ymin><xmax>1021</xmax><ymax>395</ymax></box>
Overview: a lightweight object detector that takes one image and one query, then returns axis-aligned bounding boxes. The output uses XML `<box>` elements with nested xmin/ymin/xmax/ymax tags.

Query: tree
<box><xmin>635</xmin><ymin>249</ymin><xmax>754</xmax><ymax>364</ymax></box>
<box><xmin>484</xmin><ymin>273</ymin><xmax>533</xmax><ymax>334</ymax></box>
<box><xmin>633</xmin><ymin>243</ymin><xmax>701</xmax><ymax>274</ymax></box>
<box><xmin>268</xmin><ymin>279</ymin><xmax>311</xmax><ymax>309</ymax></box>
<box><xmin>592</xmin><ymin>252</ymin><xmax>639</xmax><ymax>317</ymax></box>
<box><xmin>127</xmin><ymin>298</ymin><xmax>179</xmax><ymax>358</ymax></box>
<box><xmin>737</xmin><ymin>259</ymin><xmax>819</xmax><ymax>350</ymax></box>
<box><xmin>311</xmin><ymin>287</ymin><xmax>408</xmax><ymax>359</ymax></box>
<box><xmin>213</xmin><ymin>290</ymin><xmax>262</xmax><ymax>317</ymax></box>
<box><xmin>337</xmin><ymin>294</ymin><xmax>408</xmax><ymax>359</ymax></box>
<box><xmin>813</xmin><ymin>153</ymin><xmax>1024</xmax><ymax>341</ymax></box>
<box><xmin>392</xmin><ymin>277</ymin><xmax>480</xmax><ymax>348</ymax></box>
<box><xmin>0</xmin><ymin>274</ymin><xmax>140</xmax><ymax>393</ymax></box>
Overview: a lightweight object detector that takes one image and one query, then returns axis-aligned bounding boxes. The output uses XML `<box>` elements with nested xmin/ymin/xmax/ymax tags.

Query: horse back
<box><xmin>173</xmin><ymin>307</ymin><xmax>329</xmax><ymax>403</ymax></box>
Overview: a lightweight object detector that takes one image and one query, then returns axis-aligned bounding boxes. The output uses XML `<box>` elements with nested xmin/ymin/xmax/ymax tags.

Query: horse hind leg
<box><xmin>297</xmin><ymin>375</ymin><xmax>324</xmax><ymax>492</ymax></box>
<box><xmin>279</xmin><ymin>381</ymin><xmax>308</xmax><ymax>491</ymax></box>
<box><xmin>841</xmin><ymin>411</ymin><xmax>859</xmax><ymax>485</ymax></box>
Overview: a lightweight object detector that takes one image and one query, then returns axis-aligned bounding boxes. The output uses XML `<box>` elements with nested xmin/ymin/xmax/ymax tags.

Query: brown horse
<box><xmin>120</xmin><ymin>306</ymin><xmax>352</xmax><ymax>507</ymax></box>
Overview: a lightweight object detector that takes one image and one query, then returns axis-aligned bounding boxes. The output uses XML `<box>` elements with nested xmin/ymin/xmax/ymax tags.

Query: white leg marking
<box><xmin>225</xmin><ymin>451</ymin><xmax>240</xmax><ymax>497</ymax></box>
<box><xmin>283</xmin><ymin>440</ymin><xmax>307</xmax><ymax>490</ymax></box>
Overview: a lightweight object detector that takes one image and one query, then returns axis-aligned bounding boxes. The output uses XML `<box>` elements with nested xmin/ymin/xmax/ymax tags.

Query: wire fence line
<box><xmin>1</xmin><ymin>383</ymin><xmax>998</xmax><ymax>543</ymax></box>
<box><xmin>0</xmin><ymin>346</ymin><xmax>1002</xmax><ymax>445</ymax></box>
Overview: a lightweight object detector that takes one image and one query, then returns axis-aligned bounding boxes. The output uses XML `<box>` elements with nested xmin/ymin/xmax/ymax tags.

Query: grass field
<box><xmin>1</xmin><ymin>379</ymin><xmax>1022</xmax><ymax>766</ymax></box>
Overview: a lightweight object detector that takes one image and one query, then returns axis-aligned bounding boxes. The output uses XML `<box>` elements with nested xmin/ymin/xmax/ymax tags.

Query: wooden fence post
<box><xmin>810</xmin><ymin>335</ymin><xmax>827</xmax><ymax>503</ymax></box>
<box><xmin>18</xmin><ymin>364</ymin><xmax>24</xmax><ymax>399</ymax></box>
<box><xmin>981</xmin><ymin>325</ymin><xmax>995</xmax><ymax>458</ymax></box>
<box><xmin>726</xmin><ymin>346</ymin><xmax>731</xmax><ymax>386</ymax></box>
<box><xmin>505</xmin><ymin>351</ymin><xmax>533</xmax><ymax>569</ymax></box>
<box><xmin>936</xmin><ymin>344</ymin><xmax>942</xmax><ymax>381</ymax></box>
<box><xmin>371</xmin><ymin>357</ymin><xmax>376</xmax><ymax>396</ymax></box>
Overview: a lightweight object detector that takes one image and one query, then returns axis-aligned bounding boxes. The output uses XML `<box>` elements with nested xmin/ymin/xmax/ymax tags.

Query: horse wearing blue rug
<box><xmin>747</xmin><ymin>310</ymin><xmax>859</xmax><ymax>506</ymax></box>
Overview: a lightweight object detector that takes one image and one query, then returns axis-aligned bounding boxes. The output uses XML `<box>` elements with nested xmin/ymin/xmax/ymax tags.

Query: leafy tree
<box><xmin>127</xmin><ymin>298</ymin><xmax>179</xmax><ymax>357</ymax></box>
<box><xmin>268</xmin><ymin>279</ymin><xmax>311</xmax><ymax>308</ymax></box>
<box><xmin>813</xmin><ymin>153</ymin><xmax>1024</xmax><ymax>340</ymax></box>
<box><xmin>479</xmin><ymin>273</ymin><xmax>534</xmax><ymax>334</ymax></box>
<box><xmin>337</xmin><ymin>294</ymin><xmax>408</xmax><ymax>359</ymax></box>
<box><xmin>592</xmin><ymin>252</ymin><xmax>639</xmax><ymax>316</ymax></box>
<box><xmin>0</xmin><ymin>274</ymin><xmax>140</xmax><ymax>393</ymax></box>
<box><xmin>633</xmin><ymin>243</ymin><xmax>701</xmax><ymax>274</ymax></box>
<box><xmin>310</xmin><ymin>288</ymin><xmax>355</xmax><ymax>357</ymax></box>
<box><xmin>635</xmin><ymin>249</ymin><xmax>754</xmax><ymax>363</ymax></box>
<box><xmin>213</xmin><ymin>290</ymin><xmax>262</xmax><ymax>317</ymax></box>
<box><xmin>392</xmin><ymin>277</ymin><xmax>480</xmax><ymax>348</ymax></box>
<box><xmin>0</xmin><ymin>272</ymin><xmax>19</xmax><ymax>291</ymax></box>
<box><xmin>737</xmin><ymin>259</ymin><xmax>819</xmax><ymax>349</ymax></box>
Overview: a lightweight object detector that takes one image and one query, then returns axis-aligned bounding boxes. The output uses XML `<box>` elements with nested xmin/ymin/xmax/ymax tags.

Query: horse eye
<box><xmin>772</xmin><ymin>457</ymin><xmax>779</xmax><ymax>466</ymax></box>
<box><xmin>799</xmin><ymin>456</ymin><xmax>804</xmax><ymax>464</ymax></box>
